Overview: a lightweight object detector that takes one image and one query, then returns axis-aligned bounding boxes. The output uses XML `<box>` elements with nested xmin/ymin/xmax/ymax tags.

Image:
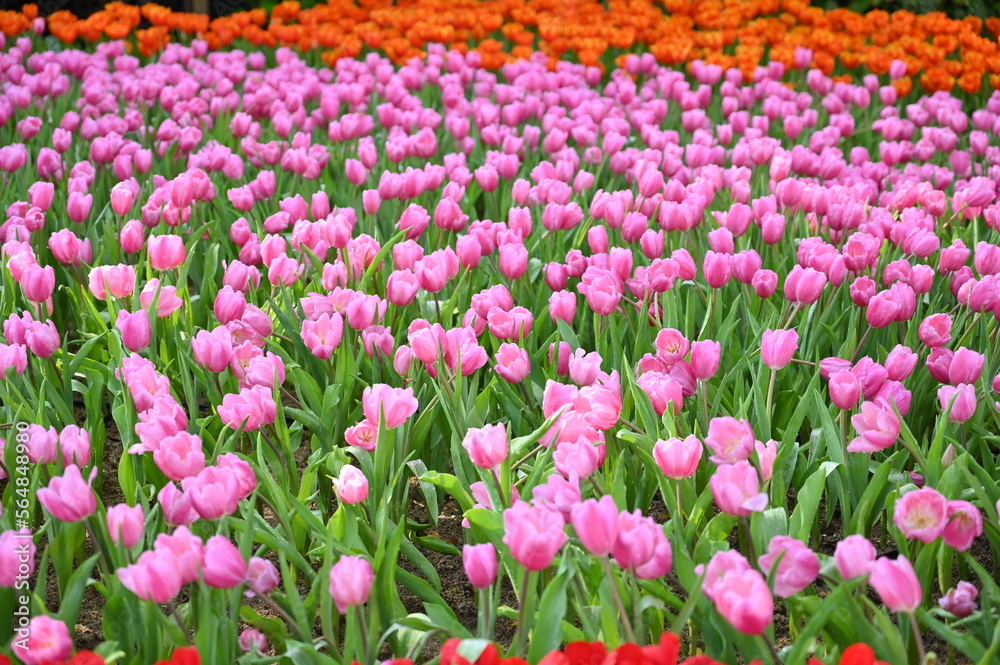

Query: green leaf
<box><xmin>420</xmin><ymin>471</ymin><xmax>474</xmax><ymax>512</ymax></box>
<box><xmin>783</xmin><ymin>577</ymin><xmax>866</xmax><ymax>665</ymax></box>
<box><xmin>527</xmin><ymin>569</ymin><xmax>571</xmax><ymax>663</ymax></box>
<box><xmin>789</xmin><ymin>461</ymin><xmax>838</xmax><ymax>542</ymax></box>
<box><xmin>56</xmin><ymin>553</ymin><xmax>99</xmax><ymax>638</ymax></box>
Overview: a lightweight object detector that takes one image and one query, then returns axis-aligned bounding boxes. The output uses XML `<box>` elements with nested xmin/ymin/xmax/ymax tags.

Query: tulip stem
<box><xmin>674</xmin><ymin>480</ymin><xmax>684</xmax><ymax>531</ymax></box>
<box><xmin>739</xmin><ymin>517</ymin><xmax>758</xmax><ymax>569</ymax></box>
<box><xmin>765</xmin><ymin>368</ymin><xmax>776</xmax><ymax>438</ymax></box>
<box><xmin>478</xmin><ymin>586</ymin><xmax>492</xmax><ymax>640</ymax></box>
<box><xmin>165</xmin><ymin>601</ymin><xmax>191</xmax><ymax>645</ymax></box>
<box><xmin>600</xmin><ymin>557</ymin><xmax>636</xmax><ymax>644</ymax></box>
<box><xmin>908</xmin><ymin>611</ymin><xmax>926</xmax><ymax>664</ymax></box>
<box><xmin>849</xmin><ymin>325</ymin><xmax>873</xmax><ymax>363</ymax></box>
<box><xmin>258</xmin><ymin>591</ymin><xmax>308</xmax><ymax>641</ymax></box>
<box><xmin>761</xmin><ymin>633</ymin><xmax>783</xmax><ymax>664</ymax></box>
<box><xmin>83</xmin><ymin>518</ymin><xmax>112</xmax><ymax>580</ymax></box>
<box><xmin>514</xmin><ymin>570</ymin><xmax>535</xmax><ymax>658</ymax></box>
<box><xmin>512</xmin><ymin>444</ymin><xmax>543</xmax><ymax>470</ymax></box>
<box><xmin>355</xmin><ymin>605</ymin><xmax>370</xmax><ymax>665</ymax></box>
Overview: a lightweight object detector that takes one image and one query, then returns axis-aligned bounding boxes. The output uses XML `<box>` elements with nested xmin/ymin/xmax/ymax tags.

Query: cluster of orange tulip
<box><xmin>2</xmin><ymin>0</ymin><xmax>999</xmax><ymax>92</ymax></box>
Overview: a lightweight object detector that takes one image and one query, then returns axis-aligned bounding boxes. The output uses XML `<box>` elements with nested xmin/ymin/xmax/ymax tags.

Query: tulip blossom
<box><xmin>870</xmin><ymin>556</ymin><xmax>922</xmax><ymax>613</ymax></box>
<box><xmin>758</xmin><ymin>536</ymin><xmax>819</xmax><ymax>598</ymax></box>
<box><xmin>939</xmin><ymin>582</ymin><xmax>978</xmax><ymax>618</ymax></box>
<box><xmin>709</xmin><ymin>461</ymin><xmax>767</xmax><ymax>516</ymax></box>
<box><xmin>761</xmin><ymin>329</ymin><xmax>799</xmax><ymax>369</ymax></box>
<box><xmin>329</xmin><ymin>555</ymin><xmax>374</xmax><ymax>613</ymax></box>
<box><xmin>502</xmin><ymin>500</ymin><xmax>567</xmax><ymax>571</ymax></box>
<box><xmin>893</xmin><ymin>487</ymin><xmax>948</xmax><ymax>544</ymax></box>
<box><xmin>847</xmin><ymin>402</ymin><xmax>899</xmax><ymax>453</ymax></box>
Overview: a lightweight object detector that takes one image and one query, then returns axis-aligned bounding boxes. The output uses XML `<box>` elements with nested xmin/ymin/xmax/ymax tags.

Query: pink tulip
<box><xmin>37</xmin><ymin>465</ymin><xmax>97</xmax><ymax>522</ymax></box>
<box><xmin>654</xmin><ymin>328</ymin><xmax>689</xmax><ymax>365</ymax></box>
<box><xmin>937</xmin><ymin>384</ymin><xmax>977</xmax><ymax>422</ymax></box>
<box><xmin>949</xmin><ymin>348</ymin><xmax>984</xmax><ymax>385</ymax></box>
<box><xmin>709</xmin><ymin>461</ymin><xmax>767</xmax><ymax>516</ymax></box>
<box><xmin>153</xmin><ymin>432</ymin><xmax>206</xmax><ymax>481</ymax></box>
<box><xmin>705</xmin><ymin>417</ymin><xmax>755</xmax><ymax>465</ymax></box>
<box><xmin>239</xmin><ymin>629</ymin><xmax>269</xmax><ymax>654</ymax></box>
<box><xmin>870</xmin><ymin>556</ymin><xmax>922</xmax><ymax>612</ymax></box>
<box><xmin>690</xmin><ymin>340</ymin><xmax>721</xmax><ymax>379</ymax></box>
<box><xmin>570</xmin><ymin>496</ymin><xmax>620</xmax><ymax>557</ymax></box>
<box><xmin>12</xmin><ymin>616</ymin><xmax>72</xmax><ymax>665</ymax></box>
<box><xmin>549</xmin><ymin>291</ymin><xmax>577</xmax><ymax>324</ymax></box>
<box><xmin>462</xmin><ymin>424</ymin><xmax>508</xmax><ymax>471</ymax></box>
<box><xmin>88</xmin><ymin>265</ymin><xmax>136</xmax><ymax>300</ymax></box>
<box><xmin>19</xmin><ymin>264</ymin><xmax>55</xmax><ymax>303</ymax></box>
<box><xmin>463</xmin><ymin>543</ymin><xmax>498</xmax><ymax>589</ymax></box>
<box><xmin>301</xmin><ymin>313</ymin><xmax>344</xmax><ymax>359</ymax></box>
<box><xmin>755</xmin><ymin>439</ymin><xmax>777</xmax><ymax>482</ymax></box>
<box><xmin>158</xmin><ymin>482</ymin><xmax>198</xmax><ymax>527</ymax></box>
<box><xmin>22</xmin><ymin>425</ymin><xmax>57</xmax><ymax>464</ymax></box>
<box><xmin>494</xmin><ymin>343</ymin><xmax>530</xmax><ymax>383</ymax></box>
<box><xmin>334</xmin><ymin>465</ymin><xmax>369</xmax><ymax>504</ymax></box>
<box><xmin>568</xmin><ymin>349</ymin><xmax>602</xmax><ymax>387</ymax></box>
<box><xmin>918</xmin><ymin>314</ymin><xmax>952</xmax><ymax>348</ymax></box>
<box><xmin>116</xmin><ymin>309</ymin><xmax>152</xmax><ymax>352</ymax></box>
<box><xmin>111</xmin><ymin>182</ymin><xmax>134</xmax><ymax>215</ymax></box>
<box><xmin>758</xmin><ymin>536</ymin><xmax>819</xmax><ymax>598</ymax></box>
<box><xmin>834</xmin><ymin>535</ymin><xmax>876</xmax><ymax>579</ymax></box>
<box><xmin>246</xmin><ymin>557</ymin><xmax>279</xmax><ymax>597</ymax></box>
<box><xmin>49</xmin><ymin>229</ymin><xmax>88</xmax><ymax>265</ymax></box>
<box><xmin>148</xmin><ymin>235</ymin><xmax>186</xmax><ymax>270</ymax></box>
<box><xmin>828</xmin><ymin>371</ymin><xmax>862</xmax><ymax>410</ymax></box>
<box><xmin>885</xmin><ymin>345</ymin><xmax>918</xmax><ymax>381</ymax></box>
<box><xmin>107</xmin><ymin>504</ymin><xmax>145</xmax><ymax>548</ymax></box>
<box><xmin>387</xmin><ymin>270</ymin><xmax>419</xmax><ymax>306</ymax></box>
<box><xmin>752</xmin><ymin>269</ymin><xmax>778</xmax><ymax>298</ymax></box>
<box><xmin>634</xmin><ymin>527</ymin><xmax>673</xmax><ymax>579</ymax></box>
<box><xmin>24</xmin><ymin>320</ymin><xmax>59</xmax><ymax>358</ymax></box>
<box><xmin>345</xmin><ymin>419</ymin><xmax>378</xmax><ymax>452</ymax></box>
<box><xmin>653</xmin><ymin>435</ymin><xmax>702</xmax><ymax>478</ymax></box>
<box><xmin>894</xmin><ymin>487</ymin><xmax>948</xmax><ymax>543</ymax></box>
<box><xmin>118</xmin><ymin>548</ymin><xmax>185</xmax><ymax>603</ymax></box>
<box><xmin>637</xmin><ymin>371</ymin><xmax>683</xmax><ymax>416</ymax></box>
<box><xmin>181</xmin><ymin>466</ymin><xmax>242</xmax><ymax>521</ymax></box>
<box><xmin>499</xmin><ymin>243</ymin><xmax>528</xmax><ymax>280</ymax></box>
<box><xmin>362</xmin><ymin>384</ymin><xmax>418</xmax><ymax>429</ymax></box>
<box><xmin>712</xmin><ymin>568</ymin><xmax>774</xmax><ymax>635</ymax></box>
<box><xmin>502</xmin><ymin>500</ymin><xmax>567</xmax><ymax>571</ymax></box>
<box><xmin>848</xmin><ymin>401</ymin><xmax>899</xmax><ymax>453</ymax></box>
<box><xmin>155</xmin><ymin>526</ymin><xmax>204</xmax><ymax>584</ymax></box>
<box><xmin>939</xmin><ymin>582</ymin><xmax>978</xmax><ymax>618</ymax></box>
<box><xmin>191</xmin><ymin>326</ymin><xmax>234</xmax><ymax>372</ymax></box>
<box><xmin>703</xmin><ymin>251</ymin><xmax>731</xmax><ymax>288</ymax></box>
<box><xmin>761</xmin><ymin>329</ymin><xmax>799</xmax><ymax>369</ymax></box>
<box><xmin>0</xmin><ymin>528</ymin><xmax>36</xmax><ymax>587</ymax></box>
<box><xmin>214</xmin><ymin>286</ymin><xmax>246</xmax><ymax>324</ymax></box>
<box><xmin>612</xmin><ymin>509</ymin><xmax>661</xmax><ymax>570</ymax></box>
<box><xmin>578</xmin><ymin>266</ymin><xmax>622</xmax><ymax>315</ymax></box>
<box><xmin>218</xmin><ymin>385</ymin><xmax>277</xmax><ymax>431</ymax></box>
<box><xmin>943</xmin><ymin>500</ymin><xmax>982</xmax><ymax>551</ymax></box>
<box><xmin>329</xmin><ymin>555</ymin><xmax>374</xmax><ymax>613</ymax></box>
<box><xmin>67</xmin><ymin>191</ymin><xmax>93</xmax><ymax>223</ymax></box>
<box><xmin>141</xmin><ymin>279</ymin><xmax>183</xmax><ymax>318</ymax></box>
<box><xmin>202</xmin><ymin>536</ymin><xmax>248</xmax><ymax>588</ymax></box>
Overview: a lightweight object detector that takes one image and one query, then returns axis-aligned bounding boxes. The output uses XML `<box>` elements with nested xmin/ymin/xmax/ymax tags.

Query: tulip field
<box><xmin>2</xmin><ymin>1</ymin><xmax>1000</xmax><ymax>664</ymax></box>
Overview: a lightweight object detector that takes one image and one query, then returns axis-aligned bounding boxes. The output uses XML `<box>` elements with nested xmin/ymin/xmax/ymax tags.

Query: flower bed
<box><xmin>0</xmin><ymin>3</ymin><xmax>1000</xmax><ymax>664</ymax></box>
<box><xmin>2</xmin><ymin>1</ymin><xmax>1000</xmax><ymax>91</ymax></box>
